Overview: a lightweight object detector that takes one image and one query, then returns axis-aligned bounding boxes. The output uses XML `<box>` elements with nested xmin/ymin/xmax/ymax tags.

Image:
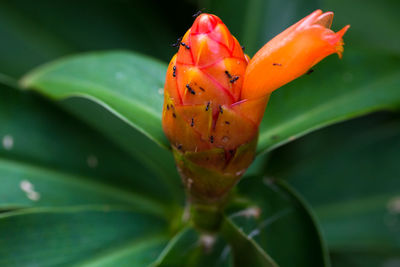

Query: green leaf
<box><xmin>227</xmin><ymin>176</ymin><xmax>330</xmax><ymax>267</ymax></box>
<box><xmin>152</xmin><ymin>227</ymin><xmax>232</xmax><ymax>267</ymax></box>
<box><xmin>58</xmin><ymin>96</ymin><xmax>182</xmax><ymax>204</ymax></box>
<box><xmin>0</xmin><ymin>157</ymin><xmax>165</xmax><ymax>216</ymax></box>
<box><xmin>20</xmin><ymin>51</ymin><xmax>168</xmax><ymax>148</ymax></box>
<box><xmin>330</xmin><ymin>251</ymin><xmax>400</xmax><ymax>267</ymax></box>
<box><xmin>266</xmin><ymin>113</ymin><xmax>400</xmax><ymax>254</ymax></box>
<box><xmin>153</xmin><ymin>220</ymin><xmax>278</xmax><ymax>267</ymax></box>
<box><xmin>0</xmin><ymin>207</ymin><xmax>168</xmax><ymax>266</ymax></box>
<box><xmin>221</xmin><ymin>218</ymin><xmax>278</xmax><ymax>267</ymax></box>
<box><xmin>0</xmin><ymin>82</ymin><xmax>177</xmax><ymax>212</ymax></box>
<box><xmin>19</xmin><ymin>51</ymin><xmax>184</xmax><ymax>201</ymax></box>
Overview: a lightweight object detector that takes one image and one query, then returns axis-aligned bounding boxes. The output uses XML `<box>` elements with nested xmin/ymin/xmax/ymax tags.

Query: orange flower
<box><xmin>242</xmin><ymin>10</ymin><xmax>350</xmax><ymax>100</ymax></box>
<box><xmin>162</xmin><ymin>10</ymin><xmax>349</xmax><ymax>203</ymax></box>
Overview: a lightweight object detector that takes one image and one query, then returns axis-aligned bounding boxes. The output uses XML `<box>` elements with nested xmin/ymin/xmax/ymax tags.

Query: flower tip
<box><xmin>332</xmin><ymin>24</ymin><xmax>350</xmax><ymax>59</ymax></box>
<box><xmin>309</xmin><ymin>9</ymin><xmax>324</xmax><ymax>19</ymax></box>
<box><xmin>192</xmin><ymin>13</ymin><xmax>221</xmax><ymax>34</ymax></box>
<box><xmin>315</xmin><ymin>11</ymin><xmax>334</xmax><ymax>28</ymax></box>
<box><xmin>338</xmin><ymin>24</ymin><xmax>351</xmax><ymax>38</ymax></box>
<box><xmin>298</xmin><ymin>9</ymin><xmax>323</xmax><ymax>29</ymax></box>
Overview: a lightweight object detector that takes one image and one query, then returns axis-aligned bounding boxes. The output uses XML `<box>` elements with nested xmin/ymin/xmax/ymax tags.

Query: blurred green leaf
<box><xmin>21</xmin><ymin>51</ymin><xmax>168</xmax><ymax>148</ymax></box>
<box><xmin>58</xmin><ymin>96</ymin><xmax>182</xmax><ymax>204</ymax></box>
<box><xmin>330</xmin><ymin>251</ymin><xmax>400</xmax><ymax>267</ymax></box>
<box><xmin>266</xmin><ymin>113</ymin><xmax>400</xmax><ymax>259</ymax></box>
<box><xmin>0</xmin><ymin>82</ymin><xmax>180</xmax><ymax>211</ymax></box>
<box><xmin>153</xmin><ymin>221</ymin><xmax>278</xmax><ymax>267</ymax></box>
<box><xmin>0</xmin><ymin>157</ymin><xmax>165</xmax><ymax>216</ymax></box>
<box><xmin>153</xmin><ymin>227</ymin><xmax>231</xmax><ymax>267</ymax></box>
<box><xmin>228</xmin><ymin>176</ymin><xmax>330</xmax><ymax>267</ymax></box>
<box><xmin>19</xmin><ymin>52</ymin><xmax>184</xmax><ymax>202</ymax></box>
<box><xmin>221</xmin><ymin>218</ymin><xmax>278</xmax><ymax>267</ymax></box>
<box><xmin>0</xmin><ymin>207</ymin><xmax>168</xmax><ymax>266</ymax></box>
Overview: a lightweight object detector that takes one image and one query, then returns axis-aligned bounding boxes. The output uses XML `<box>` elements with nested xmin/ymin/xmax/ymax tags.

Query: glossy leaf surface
<box><xmin>227</xmin><ymin>176</ymin><xmax>329</xmax><ymax>267</ymax></box>
<box><xmin>0</xmin><ymin>82</ymin><xmax>177</xmax><ymax>213</ymax></box>
<box><xmin>154</xmin><ymin>223</ymin><xmax>278</xmax><ymax>267</ymax></box>
<box><xmin>21</xmin><ymin>51</ymin><xmax>168</xmax><ymax>147</ymax></box>
<box><xmin>153</xmin><ymin>227</ymin><xmax>231</xmax><ymax>267</ymax></box>
<box><xmin>266</xmin><ymin>113</ymin><xmax>400</xmax><ymax>264</ymax></box>
<box><xmin>0</xmin><ymin>207</ymin><xmax>168</xmax><ymax>266</ymax></box>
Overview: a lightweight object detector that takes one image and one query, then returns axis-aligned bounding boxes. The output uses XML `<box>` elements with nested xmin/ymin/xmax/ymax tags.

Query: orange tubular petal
<box><xmin>242</xmin><ymin>10</ymin><xmax>349</xmax><ymax>100</ymax></box>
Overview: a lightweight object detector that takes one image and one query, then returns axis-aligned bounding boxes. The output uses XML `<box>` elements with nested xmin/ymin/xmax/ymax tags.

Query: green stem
<box><xmin>190</xmin><ymin>201</ymin><xmax>224</xmax><ymax>233</ymax></box>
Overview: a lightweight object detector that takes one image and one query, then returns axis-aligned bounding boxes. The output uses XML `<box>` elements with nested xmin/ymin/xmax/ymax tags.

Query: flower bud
<box><xmin>162</xmin><ymin>11</ymin><xmax>349</xmax><ymax>208</ymax></box>
<box><xmin>162</xmin><ymin>14</ymin><xmax>257</xmax><ymax>203</ymax></box>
